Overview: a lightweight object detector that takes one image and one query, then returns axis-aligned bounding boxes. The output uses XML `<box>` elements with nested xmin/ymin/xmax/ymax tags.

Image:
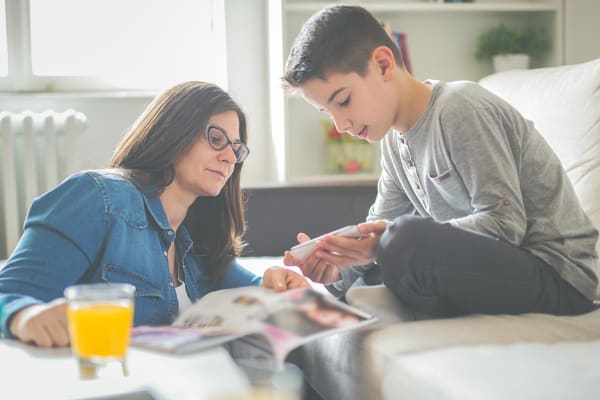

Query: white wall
<box><xmin>225</xmin><ymin>0</ymin><xmax>274</xmax><ymax>184</ymax></box>
<box><xmin>565</xmin><ymin>0</ymin><xmax>600</xmax><ymax>64</ymax></box>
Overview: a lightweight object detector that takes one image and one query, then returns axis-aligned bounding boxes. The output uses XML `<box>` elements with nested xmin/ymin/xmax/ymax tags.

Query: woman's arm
<box><xmin>0</xmin><ymin>173</ymin><xmax>106</xmax><ymax>342</ymax></box>
<box><xmin>214</xmin><ymin>261</ymin><xmax>309</xmax><ymax>292</ymax></box>
<box><xmin>214</xmin><ymin>261</ymin><xmax>263</xmax><ymax>290</ymax></box>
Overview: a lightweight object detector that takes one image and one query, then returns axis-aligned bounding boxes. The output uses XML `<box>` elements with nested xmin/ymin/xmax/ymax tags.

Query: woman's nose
<box><xmin>219</xmin><ymin>144</ymin><xmax>237</xmax><ymax>164</ymax></box>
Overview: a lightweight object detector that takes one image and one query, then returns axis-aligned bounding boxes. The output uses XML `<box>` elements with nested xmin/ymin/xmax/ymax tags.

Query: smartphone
<box><xmin>288</xmin><ymin>225</ymin><xmax>363</xmax><ymax>261</ymax></box>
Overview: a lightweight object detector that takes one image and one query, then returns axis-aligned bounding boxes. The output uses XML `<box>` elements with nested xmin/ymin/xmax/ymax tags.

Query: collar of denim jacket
<box><xmin>141</xmin><ymin>188</ymin><xmax>172</xmax><ymax>232</ymax></box>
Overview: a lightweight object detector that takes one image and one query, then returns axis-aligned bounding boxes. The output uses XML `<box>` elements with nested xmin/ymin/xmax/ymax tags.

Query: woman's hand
<box><xmin>262</xmin><ymin>267</ymin><xmax>311</xmax><ymax>292</ymax></box>
<box><xmin>9</xmin><ymin>298</ymin><xmax>70</xmax><ymax>348</ymax></box>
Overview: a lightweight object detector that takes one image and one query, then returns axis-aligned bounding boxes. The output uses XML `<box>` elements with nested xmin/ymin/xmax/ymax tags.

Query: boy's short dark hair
<box><xmin>283</xmin><ymin>5</ymin><xmax>403</xmax><ymax>89</ymax></box>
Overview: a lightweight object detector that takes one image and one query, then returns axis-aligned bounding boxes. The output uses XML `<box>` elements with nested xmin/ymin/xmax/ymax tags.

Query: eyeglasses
<box><xmin>205</xmin><ymin>124</ymin><xmax>250</xmax><ymax>164</ymax></box>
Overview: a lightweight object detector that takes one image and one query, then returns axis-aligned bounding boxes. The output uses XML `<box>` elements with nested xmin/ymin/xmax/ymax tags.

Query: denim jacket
<box><xmin>0</xmin><ymin>171</ymin><xmax>261</xmax><ymax>338</ymax></box>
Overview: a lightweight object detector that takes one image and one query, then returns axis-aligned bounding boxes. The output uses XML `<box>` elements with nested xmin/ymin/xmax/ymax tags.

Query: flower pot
<box><xmin>492</xmin><ymin>54</ymin><xmax>530</xmax><ymax>73</ymax></box>
<box><xmin>327</xmin><ymin>141</ymin><xmax>374</xmax><ymax>174</ymax></box>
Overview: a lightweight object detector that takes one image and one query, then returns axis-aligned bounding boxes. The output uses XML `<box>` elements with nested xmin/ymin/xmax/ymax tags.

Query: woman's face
<box><xmin>172</xmin><ymin>110</ymin><xmax>240</xmax><ymax>198</ymax></box>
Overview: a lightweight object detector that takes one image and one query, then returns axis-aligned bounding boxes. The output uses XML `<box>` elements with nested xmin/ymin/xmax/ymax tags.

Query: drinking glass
<box><xmin>218</xmin><ymin>361</ymin><xmax>303</xmax><ymax>400</ymax></box>
<box><xmin>64</xmin><ymin>283</ymin><xmax>135</xmax><ymax>379</ymax></box>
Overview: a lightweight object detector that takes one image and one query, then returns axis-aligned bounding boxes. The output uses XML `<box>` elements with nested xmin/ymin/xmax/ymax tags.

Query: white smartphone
<box><xmin>288</xmin><ymin>225</ymin><xmax>364</xmax><ymax>261</ymax></box>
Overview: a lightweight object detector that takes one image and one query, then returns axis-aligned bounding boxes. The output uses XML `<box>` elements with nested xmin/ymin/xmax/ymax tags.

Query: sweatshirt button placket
<box><xmin>399</xmin><ymin>137</ymin><xmax>425</xmax><ymax>203</ymax></box>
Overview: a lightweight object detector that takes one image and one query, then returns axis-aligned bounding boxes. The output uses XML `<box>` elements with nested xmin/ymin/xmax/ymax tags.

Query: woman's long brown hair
<box><xmin>110</xmin><ymin>81</ymin><xmax>247</xmax><ymax>281</ymax></box>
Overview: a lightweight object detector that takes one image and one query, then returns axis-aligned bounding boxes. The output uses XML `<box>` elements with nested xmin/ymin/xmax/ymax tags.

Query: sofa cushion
<box><xmin>382</xmin><ymin>340</ymin><xmax>600</xmax><ymax>400</ymax></box>
<box><xmin>479</xmin><ymin>58</ymin><xmax>600</xmax><ymax>254</ymax></box>
<box><xmin>341</xmin><ymin>285</ymin><xmax>600</xmax><ymax>400</ymax></box>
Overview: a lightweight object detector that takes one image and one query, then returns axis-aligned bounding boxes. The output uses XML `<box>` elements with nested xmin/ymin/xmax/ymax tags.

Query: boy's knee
<box><xmin>376</xmin><ymin>216</ymin><xmax>441</xmax><ymax>293</ymax></box>
<box><xmin>377</xmin><ymin>216</ymin><xmax>433</xmax><ymax>262</ymax></box>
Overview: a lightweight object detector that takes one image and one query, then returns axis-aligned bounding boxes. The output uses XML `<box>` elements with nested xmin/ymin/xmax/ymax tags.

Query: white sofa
<box><xmin>295</xmin><ymin>58</ymin><xmax>600</xmax><ymax>400</ymax></box>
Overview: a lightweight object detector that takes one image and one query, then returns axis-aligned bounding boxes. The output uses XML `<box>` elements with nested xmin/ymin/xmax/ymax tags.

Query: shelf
<box><xmin>244</xmin><ymin>173</ymin><xmax>379</xmax><ymax>189</ymax></box>
<box><xmin>272</xmin><ymin>0</ymin><xmax>563</xmax><ymax>184</ymax></box>
<box><xmin>287</xmin><ymin>2</ymin><xmax>559</xmax><ymax>13</ymax></box>
<box><xmin>287</xmin><ymin>173</ymin><xmax>380</xmax><ymax>186</ymax></box>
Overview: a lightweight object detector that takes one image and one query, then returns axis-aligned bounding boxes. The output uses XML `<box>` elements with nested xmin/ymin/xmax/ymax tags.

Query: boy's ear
<box><xmin>371</xmin><ymin>46</ymin><xmax>396</xmax><ymax>81</ymax></box>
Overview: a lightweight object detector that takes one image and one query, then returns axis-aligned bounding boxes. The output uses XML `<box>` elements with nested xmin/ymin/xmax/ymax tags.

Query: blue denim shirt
<box><xmin>0</xmin><ymin>171</ymin><xmax>261</xmax><ymax>338</ymax></box>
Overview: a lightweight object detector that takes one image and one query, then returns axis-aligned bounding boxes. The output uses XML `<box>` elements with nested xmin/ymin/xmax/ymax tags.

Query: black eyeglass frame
<box><xmin>205</xmin><ymin>124</ymin><xmax>250</xmax><ymax>164</ymax></box>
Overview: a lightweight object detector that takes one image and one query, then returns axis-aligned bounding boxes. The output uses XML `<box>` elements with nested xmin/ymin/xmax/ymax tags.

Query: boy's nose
<box><xmin>332</xmin><ymin>115</ymin><xmax>351</xmax><ymax>134</ymax></box>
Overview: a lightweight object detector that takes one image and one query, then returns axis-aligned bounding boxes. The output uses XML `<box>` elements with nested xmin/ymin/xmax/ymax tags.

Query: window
<box><xmin>1</xmin><ymin>0</ymin><xmax>227</xmax><ymax>91</ymax></box>
<box><xmin>0</xmin><ymin>0</ymin><xmax>7</xmax><ymax>77</ymax></box>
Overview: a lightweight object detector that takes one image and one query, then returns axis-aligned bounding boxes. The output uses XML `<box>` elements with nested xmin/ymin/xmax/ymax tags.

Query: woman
<box><xmin>0</xmin><ymin>81</ymin><xmax>309</xmax><ymax>347</ymax></box>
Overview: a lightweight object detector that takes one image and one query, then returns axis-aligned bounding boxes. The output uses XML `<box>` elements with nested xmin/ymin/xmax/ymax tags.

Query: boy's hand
<box><xmin>284</xmin><ymin>221</ymin><xmax>389</xmax><ymax>283</ymax></box>
<box><xmin>262</xmin><ymin>267</ymin><xmax>311</xmax><ymax>292</ymax></box>
<box><xmin>9</xmin><ymin>299</ymin><xmax>70</xmax><ymax>348</ymax></box>
<box><xmin>283</xmin><ymin>233</ymin><xmax>342</xmax><ymax>284</ymax></box>
<box><xmin>314</xmin><ymin>220</ymin><xmax>388</xmax><ymax>267</ymax></box>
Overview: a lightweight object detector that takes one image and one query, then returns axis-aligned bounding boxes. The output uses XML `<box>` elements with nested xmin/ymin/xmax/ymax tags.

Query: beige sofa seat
<box><xmin>299</xmin><ymin>58</ymin><xmax>600</xmax><ymax>400</ymax></box>
<box><xmin>354</xmin><ymin>287</ymin><xmax>600</xmax><ymax>399</ymax></box>
<box><xmin>382</xmin><ymin>340</ymin><xmax>600</xmax><ymax>400</ymax></box>
<box><xmin>300</xmin><ymin>287</ymin><xmax>600</xmax><ymax>400</ymax></box>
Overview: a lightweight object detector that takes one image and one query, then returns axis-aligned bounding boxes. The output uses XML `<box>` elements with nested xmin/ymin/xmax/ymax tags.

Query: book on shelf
<box><xmin>130</xmin><ymin>286</ymin><xmax>377</xmax><ymax>369</ymax></box>
<box><xmin>383</xmin><ymin>21</ymin><xmax>413</xmax><ymax>75</ymax></box>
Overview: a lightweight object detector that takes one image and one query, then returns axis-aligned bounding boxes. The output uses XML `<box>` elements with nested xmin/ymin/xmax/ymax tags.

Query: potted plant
<box><xmin>475</xmin><ymin>24</ymin><xmax>551</xmax><ymax>72</ymax></box>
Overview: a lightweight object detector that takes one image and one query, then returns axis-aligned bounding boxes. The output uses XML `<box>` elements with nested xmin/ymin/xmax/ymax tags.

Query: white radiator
<box><xmin>0</xmin><ymin>109</ymin><xmax>87</xmax><ymax>259</ymax></box>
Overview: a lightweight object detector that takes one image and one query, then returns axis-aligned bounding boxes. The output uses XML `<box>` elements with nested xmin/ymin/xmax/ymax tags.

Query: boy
<box><xmin>282</xmin><ymin>5</ymin><xmax>599</xmax><ymax>316</ymax></box>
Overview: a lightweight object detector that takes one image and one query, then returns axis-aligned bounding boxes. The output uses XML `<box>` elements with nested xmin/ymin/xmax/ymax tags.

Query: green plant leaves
<box><xmin>474</xmin><ymin>24</ymin><xmax>551</xmax><ymax>62</ymax></box>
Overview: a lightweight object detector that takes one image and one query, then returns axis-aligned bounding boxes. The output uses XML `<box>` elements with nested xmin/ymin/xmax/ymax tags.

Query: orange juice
<box><xmin>67</xmin><ymin>301</ymin><xmax>134</xmax><ymax>358</ymax></box>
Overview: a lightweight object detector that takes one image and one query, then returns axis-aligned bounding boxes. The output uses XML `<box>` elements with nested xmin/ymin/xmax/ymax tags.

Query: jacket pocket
<box><xmin>101</xmin><ymin>265</ymin><xmax>163</xmax><ymax>299</ymax></box>
<box><xmin>429</xmin><ymin>169</ymin><xmax>451</xmax><ymax>182</ymax></box>
<box><xmin>426</xmin><ymin>168</ymin><xmax>471</xmax><ymax>213</ymax></box>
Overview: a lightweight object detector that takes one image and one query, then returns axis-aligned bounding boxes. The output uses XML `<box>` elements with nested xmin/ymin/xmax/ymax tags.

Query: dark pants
<box><xmin>376</xmin><ymin>216</ymin><xmax>596</xmax><ymax>317</ymax></box>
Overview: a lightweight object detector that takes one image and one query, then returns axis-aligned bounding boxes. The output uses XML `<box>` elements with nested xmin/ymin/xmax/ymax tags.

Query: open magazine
<box><xmin>130</xmin><ymin>287</ymin><xmax>376</xmax><ymax>369</ymax></box>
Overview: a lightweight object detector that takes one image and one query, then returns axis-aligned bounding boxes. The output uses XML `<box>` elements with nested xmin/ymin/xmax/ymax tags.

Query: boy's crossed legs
<box><xmin>377</xmin><ymin>216</ymin><xmax>595</xmax><ymax>317</ymax></box>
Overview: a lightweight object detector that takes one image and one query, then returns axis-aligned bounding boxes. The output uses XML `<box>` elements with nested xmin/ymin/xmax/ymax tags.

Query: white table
<box><xmin>0</xmin><ymin>339</ymin><xmax>251</xmax><ymax>400</ymax></box>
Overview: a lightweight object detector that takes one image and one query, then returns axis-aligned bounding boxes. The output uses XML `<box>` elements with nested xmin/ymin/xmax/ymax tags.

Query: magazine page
<box><xmin>130</xmin><ymin>286</ymin><xmax>281</xmax><ymax>354</ymax></box>
<box><xmin>130</xmin><ymin>287</ymin><xmax>377</xmax><ymax>362</ymax></box>
<box><xmin>249</xmin><ymin>288</ymin><xmax>377</xmax><ymax>366</ymax></box>
<box><xmin>129</xmin><ymin>324</ymin><xmax>247</xmax><ymax>354</ymax></box>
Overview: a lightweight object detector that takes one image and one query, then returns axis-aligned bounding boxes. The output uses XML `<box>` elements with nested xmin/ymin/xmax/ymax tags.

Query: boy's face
<box><xmin>300</xmin><ymin>59</ymin><xmax>396</xmax><ymax>143</ymax></box>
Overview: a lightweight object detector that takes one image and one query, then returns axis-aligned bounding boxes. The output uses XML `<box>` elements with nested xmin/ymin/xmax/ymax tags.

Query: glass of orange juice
<box><xmin>64</xmin><ymin>283</ymin><xmax>135</xmax><ymax>379</ymax></box>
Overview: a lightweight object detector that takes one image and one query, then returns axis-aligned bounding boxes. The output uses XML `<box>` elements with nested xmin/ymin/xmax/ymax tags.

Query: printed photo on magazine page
<box><xmin>130</xmin><ymin>286</ymin><xmax>376</xmax><ymax>368</ymax></box>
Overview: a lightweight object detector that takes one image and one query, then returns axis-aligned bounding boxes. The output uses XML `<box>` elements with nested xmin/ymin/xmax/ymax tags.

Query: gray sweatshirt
<box><xmin>337</xmin><ymin>81</ymin><xmax>599</xmax><ymax>301</ymax></box>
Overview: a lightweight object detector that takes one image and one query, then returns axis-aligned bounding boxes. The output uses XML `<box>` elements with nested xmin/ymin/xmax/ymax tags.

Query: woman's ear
<box><xmin>371</xmin><ymin>46</ymin><xmax>397</xmax><ymax>81</ymax></box>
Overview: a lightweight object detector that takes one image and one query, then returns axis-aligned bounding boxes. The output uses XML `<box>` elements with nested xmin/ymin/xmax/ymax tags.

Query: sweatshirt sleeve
<box><xmin>442</xmin><ymin>106</ymin><xmax>528</xmax><ymax>246</ymax></box>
